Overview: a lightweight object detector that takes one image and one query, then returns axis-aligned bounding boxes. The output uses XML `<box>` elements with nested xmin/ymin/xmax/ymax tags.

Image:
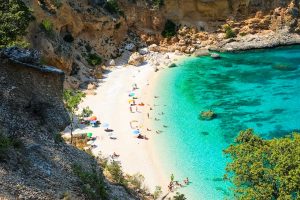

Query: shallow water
<box><xmin>152</xmin><ymin>46</ymin><xmax>300</xmax><ymax>199</ymax></box>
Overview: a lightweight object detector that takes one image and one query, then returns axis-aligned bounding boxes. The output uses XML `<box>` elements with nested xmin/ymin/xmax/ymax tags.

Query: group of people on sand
<box><xmin>168</xmin><ymin>177</ymin><xmax>190</xmax><ymax>192</ymax></box>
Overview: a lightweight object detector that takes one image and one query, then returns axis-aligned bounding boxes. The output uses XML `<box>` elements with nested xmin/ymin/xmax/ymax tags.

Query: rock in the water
<box><xmin>194</xmin><ymin>49</ymin><xmax>210</xmax><ymax>57</ymax></box>
<box><xmin>168</xmin><ymin>63</ymin><xmax>178</xmax><ymax>68</ymax></box>
<box><xmin>128</xmin><ymin>52</ymin><xmax>144</xmax><ymax>66</ymax></box>
<box><xmin>272</xmin><ymin>64</ymin><xmax>297</xmax><ymax>71</ymax></box>
<box><xmin>200</xmin><ymin>110</ymin><xmax>217</xmax><ymax>120</ymax></box>
<box><xmin>211</xmin><ymin>53</ymin><xmax>221</xmax><ymax>59</ymax></box>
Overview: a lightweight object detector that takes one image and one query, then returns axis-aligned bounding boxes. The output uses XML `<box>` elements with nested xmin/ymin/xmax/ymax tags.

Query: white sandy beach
<box><xmin>63</xmin><ymin>52</ymin><xmax>184</xmax><ymax>193</ymax></box>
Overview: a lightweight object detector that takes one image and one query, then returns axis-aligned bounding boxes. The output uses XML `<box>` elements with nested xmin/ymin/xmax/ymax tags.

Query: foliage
<box><xmin>104</xmin><ymin>0</ymin><xmax>122</xmax><ymax>15</ymax></box>
<box><xmin>54</xmin><ymin>133</ymin><xmax>64</xmax><ymax>143</ymax></box>
<box><xmin>63</xmin><ymin>89</ymin><xmax>85</xmax><ymax>143</ymax></box>
<box><xmin>153</xmin><ymin>186</ymin><xmax>162</xmax><ymax>199</ymax></box>
<box><xmin>224</xmin><ymin>129</ymin><xmax>300</xmax><ymax>200</ymax></box>
<box><xmin>173</xmin><ymin>192</ymin><xmax>187</xmax><ymax>200</ymax></box>
<box><xmin>80</xmin><ymin>107</ymin><xmax>93</xmax><ymax>118</ymax></box>
<box><xmin>223</xmin><ymin>24</ymin><xmax>236</xmax><ymax>39</ymax></box>
<box><xmin>40</xmin><ymin>19</ymin><xmax>54</xmax><ymax>36</ymax></box>
<box><xmin>239</xmin><ymin>32</ymin><xmax>247</xmax><ymax>37</ymax></box>
<box><xmin>72</xmin><ymin>164</ymin><xmax>108</xmax><ymax>200</ymax></box>
<box><xmin>86</xmin><ymin>53</ymin><xmax>102</xmax><ymax>66</ymax></box>
<box><xmin>51</xmin><ymin>0</ymin><xmax>63</xmax><ymax>8</ymax></box>
<box><xmin>0</xmin><ymin>133</ymin><xmax>22</xmax><ymax>161</ymax></box>
<box><xmin>152</xmin><ymin>0</ymin><xmax>164</xmax><ymax>9</ymax></box>
<box><xmin>105</xmin><ymin>161</ymin><xmax>126</xmax><ymax>185</ymax></box>
<box><xmin>162</xmin><ymin>20</ymin><xmax>177</xmax><ymax>38</ymax></box>
<box><xmin>127</xmin><ymin>173</ymin><xmax>145</xmax><ymax>190</ymax></box>
<box><xmin>0</xmin><ymin>0</ymin><xmax>33</xmax><ymax>47</ymax></box>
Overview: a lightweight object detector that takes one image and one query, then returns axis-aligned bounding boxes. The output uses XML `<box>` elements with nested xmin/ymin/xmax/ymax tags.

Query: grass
<box><xmin>72</xmin><ymin>164</ymin><xmax>108</xmax><ymax>200</ymax></box>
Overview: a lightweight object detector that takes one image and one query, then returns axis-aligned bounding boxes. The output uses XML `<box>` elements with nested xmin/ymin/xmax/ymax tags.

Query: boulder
<box><xmin>199</xmin><ymin>110</ymin><xmax>217</xmax><ymax>121</ymax></box>
<box><xmin>109</xmin><ymin>59</ymin><xmax>116</xmax><ymax>66</ymax></box>
<box><xmin>125</xmin><ymin>43</ymin><xmax>136</xmax><ymax>51</ymax></box>
<box><xmin>168</xmin><ymin>63</ymin><xmax>178</xmax><ymax>68</ymax></box>
<box><xmin>211</xmin><ymin>53</ymin><xmax>221</xmax><ymax>59</ymax></box>
<box><xmin>138</xmin><ymin>47</ymin><xmax>149</xmax><ymax>55</ymax></box>
<box><xmin>194</xmin><ymin>49</ymin><xmax>210</xmax><ymax>57</ymax></box>
<box><xmin>128</xmin><ymin>52</ymin><xmax>144</xmax><ymax>66</ymax></box>
<box><xmin>149</xmin><ymin>44</ymin><xmax>159</xmax><ymax>52</ymax></box>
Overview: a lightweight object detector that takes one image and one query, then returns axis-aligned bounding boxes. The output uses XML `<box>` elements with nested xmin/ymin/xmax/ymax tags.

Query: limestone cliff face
<box><xmin>0</xmin><ymin>48</ymin><xmax>70</xmax><ymax>134</ymax></box>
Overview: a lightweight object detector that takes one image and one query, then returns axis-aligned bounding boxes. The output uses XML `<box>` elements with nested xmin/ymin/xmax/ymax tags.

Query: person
<box><xmin>147</xmin><ymin>113</ymin><xmax>150</xmax><ymax>119</ymax></box>
<box><xmin>113</xmin><ymin>152</ymin><xmax>119</xmax><ymax>158</ymax></box>
<box><xmin>130</xmin><ymin>106</ymin><xmax>133</xmax><ymax>113</ymax></box>
<box><xmin>135</xmin><ymin>106</ymin><xmax>138</xmax><ymax>112</ymax></box>
<box><xmin>147</xmin><ymin>128</ymin><xmax>151</xmax><ymax>131</ymax></box>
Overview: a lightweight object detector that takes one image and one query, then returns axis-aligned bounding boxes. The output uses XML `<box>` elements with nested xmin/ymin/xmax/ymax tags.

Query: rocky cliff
<box><xmin>0</xmin><ymin>48</ymin><xmax>135</xmax><ymax>199</ymax></box>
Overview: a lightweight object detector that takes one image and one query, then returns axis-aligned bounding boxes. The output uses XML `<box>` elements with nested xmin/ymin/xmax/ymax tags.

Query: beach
<box><xmin>63</xmin><ymin>52</ymin><xmax>184</xmax><ymax>193</ymax></box>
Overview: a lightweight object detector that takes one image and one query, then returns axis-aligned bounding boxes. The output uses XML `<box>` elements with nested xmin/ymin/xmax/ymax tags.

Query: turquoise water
<box><xmin>152</xmin><ymin>46</ymin><xmax>300</xmax><ymax>199</ymax></box>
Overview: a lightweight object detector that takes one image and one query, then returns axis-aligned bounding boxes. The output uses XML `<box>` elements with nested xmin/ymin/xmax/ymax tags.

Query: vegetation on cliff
<box><xmin>0</xmin><ymin>0</ymin><xmax>33</xmax><ymax>47</ymax></box>
<box><xmin>224</xmin><ymin>129</ymin><xmax>300</xmax><ymax>199</ymax></box>
<box><xmin>162</xmin><ymin>20</ymin><xmax>177</xmax><ymax>38</ymax></box>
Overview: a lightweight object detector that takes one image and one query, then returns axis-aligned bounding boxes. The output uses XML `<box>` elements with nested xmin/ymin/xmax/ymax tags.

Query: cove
<box><xmin>151</xmin><ymin>45</ymin><xmax>300</xmax><ymax>199</ymax></box>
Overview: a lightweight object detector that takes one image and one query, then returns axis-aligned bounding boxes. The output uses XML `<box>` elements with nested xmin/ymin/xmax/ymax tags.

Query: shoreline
<box><xmin>63</xmin><ymin>52</ymin><xmax>186</xmax><ymax>194</ymax></box>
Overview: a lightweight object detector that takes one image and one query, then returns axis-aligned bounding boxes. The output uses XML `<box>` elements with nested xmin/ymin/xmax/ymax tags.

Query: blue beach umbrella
<box><xmin>132</xmin><ymin>130</ymin><xmax>140</xmax><ymax>135</ymax></box>
<box><xmin>90</xmin><ymin>120</ymin><xmax>97</xmax><ymax>124</ymax></box>
<box><xmin>103</xmin><ymin>123</ymin><xmax>109</xmax><ymax>128</ymax></box>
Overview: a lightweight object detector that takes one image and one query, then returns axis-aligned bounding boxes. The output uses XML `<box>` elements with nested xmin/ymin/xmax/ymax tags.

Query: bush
<box><xmin>127</xmin><ymin>173</ymin><xmax>145</xmax><ymax>190</ymax></box>
<box><xmin>173</xmin><ymin>192</ymin><xmax>187</xmax><ymax>200</ymax></box>
<box><xmin>105</xmin><ymin>161</ymin><xmax>125</xmax><ymax>184</ymax></box>
<box><xmin>40</xmin><ymin>19</ymin><xmax>54</xmax><ymax>35</ymax></box>
<box><xmin>0</xmin><ymin>133</ymin><xmax>22</xmax><ymax>161</ymax></box>
<box><xmin>153</xmin><ymin>0</ymin><xmax>164</xmax><ymax>9</ymax></box>
<box><xmin>0</xmin><ymin>0</ymin><xmax>33</xmax><ymax>47</ymax></box>
<box><xmin>162</xmin><ymin>20</ymin><xmax>177</xmax><ymax>38</ymax></box>
<box><xmin>72</xmin><ymin>164</ymin><xmax>108</xmax><ymax>200</ymax></box>
<box><xmin>54</xmin><ymin>133</ymin><xmax>64</xmax><ymax>143</ymax></box>
<box><xmin>223</xmin><ymin>24</ymin><xmax>236</xmax><ymax>39</ymax></box>
<box><xmin>86</xmin><ymin>53</ymin><xmax>102</xmax><ymax>66</ymax></box>
<box><xmin>153</xmin><ymin>186</ymin><xmax>162</xmax><ymax>199</ymax></box>
<box><xmin>104</xmin><ymin>0</ymin><xmax>121</xmax><ymax>15</ymax></box>
<box><xmin>80</xmin><ymin>107</ymin><xmax>93</xmax><ymax>118</ymax></box>
<box><xmin>51</xmin><ymin>0</ymin><xmax>62</xmax><ymax>8</ymax></box>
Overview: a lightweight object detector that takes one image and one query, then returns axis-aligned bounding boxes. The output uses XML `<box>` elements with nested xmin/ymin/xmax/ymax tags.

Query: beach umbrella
<box><xmin>132</xmin><ymin>130</ymin><xmax>140</xmax><ymax>135</ymax></box>
<box><xmin>90</xmin><ymin>116</ymin><xmax>97</xmax><ymax>121</ymax></box>
<box><xmin>103</xmin><ymin>123</ymin><xmax>109</xmax><ymax>128</ymax></box>
<box><xmin>90</xmin><ymin>120</ymin><xmax>97</xmax><ymax>124</ymax></box>
<box><xmin>129</xmin><ymin>92</ymin><xmax>135</xmax><ymax>97</ymax></box>
<box><xmin>87</xmin><ymin>132</ymin><xmax>93</xmax><ymax>138</ymax></box>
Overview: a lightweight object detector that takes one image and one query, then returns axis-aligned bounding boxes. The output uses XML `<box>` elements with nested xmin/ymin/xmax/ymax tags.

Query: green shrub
<box><xmin>153</xmin><ymin>186</ymin><xmax>162</xmax><ymax>199</ymax></box>
<box><xmin>223</xmin><ymin>25</ymin><xmax>236</xmax><ymax>39</ymax></box>
<box><xmin>173</xmin><ymin>192</ymin><xmax>187</xmax><ymax>200</ymax></box>
<box><xmin>127</xmin><ymin>173</ymin><xmax>145</xmax><ymax>190</ymax></box>
<box><xmin>80</xmin><ymin>107</ymin><xmax>93</xmax><ymax>118</ymax></box>
<box><xmin>162</xmin><ymin>20</ymin><xmax>177</xmax><ymax>38</ymax></box>
<box><xmin>86</xmin><ymin>53</ymin><xmax>102</xmax><ymax>66</ymax></box>
<box><xmin>72</xmin><ymin>164</ymin><xmax>108</xmax><ymax>200</ymax></box>
<box><xmin>0</xmin><ymin>0</ymin><xmax>33</xmax><ymax>47</ymax></box>
<box><xmin>54</xmin><ymin>133</ymin><xmax>64</xmax><ymax>143</ymax></box>
<box><xmin>153</xmin><ymin>0</ymin><xmax>164</xmax><ymax>8</ymax></box>
<box><xmin>51</xmin><ymin>0</ymin><xmax>62</xmax><ymax>8</ymax></box>
<box><xmin>40</xmin><ymin>19</ymin><xmax>54</xmax><ymax>35</ymax></box>
<box><xmin>0</xmin><ymin>133</ymin><xmax>22</xmax><ymax>161</ymax></box>
<box><xmin>104</xmin><ymin>0</ymin><xmax>121</xmax><ymax>15</ymax></box>
<box><xmin>105</xmin><ymin>161</ymin><xmax>125</xmax><ymax>184</ymax></box>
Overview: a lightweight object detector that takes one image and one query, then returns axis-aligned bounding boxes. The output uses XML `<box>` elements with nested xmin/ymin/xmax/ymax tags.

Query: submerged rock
<box><xmin>168</xmin><ymin>63</ymin><xmax>178</xmax><ymax>68</ymax></box>
<box><xmin>272</xmin><ymin>64</ymin><xmax>297</xmax><ymax>71</ymax></box>
<box><xmin>200</xmin><ymin>110</ymin><xmax>217</xmax><ymax>120</ymax></box>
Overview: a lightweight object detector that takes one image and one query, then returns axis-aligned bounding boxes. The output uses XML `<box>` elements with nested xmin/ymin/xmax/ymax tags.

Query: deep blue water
<box><xmin>152</xmin><ymin>46</ymin><xmax>300</xmax><ymax>199</ymax></box>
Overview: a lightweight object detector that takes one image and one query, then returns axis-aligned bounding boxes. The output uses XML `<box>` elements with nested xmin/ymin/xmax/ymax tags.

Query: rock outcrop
<box><xmin>0</xmin><ymin>48</ymin><xmax>135</xmax><ymax>200</ymax></box>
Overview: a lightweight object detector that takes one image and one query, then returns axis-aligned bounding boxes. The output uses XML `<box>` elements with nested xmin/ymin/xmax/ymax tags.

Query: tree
<box><xmin>173</xmin><ymin>192</ymin><xmax>187</xmax><ymax>200</ymax></box>
<box><xmin>224</xmin><ymin>129</ymin><xmax>300</xmax><ymax>199</ymax></box>
<box><xmin>0</xmin><ymin>0</ymin><xmax>33</xmax><ymax>47</ymax></box>
<box><xmin>63</xmin><ymin>89</ymin><xmax>85</xmax><ymax>144</ymax></box>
